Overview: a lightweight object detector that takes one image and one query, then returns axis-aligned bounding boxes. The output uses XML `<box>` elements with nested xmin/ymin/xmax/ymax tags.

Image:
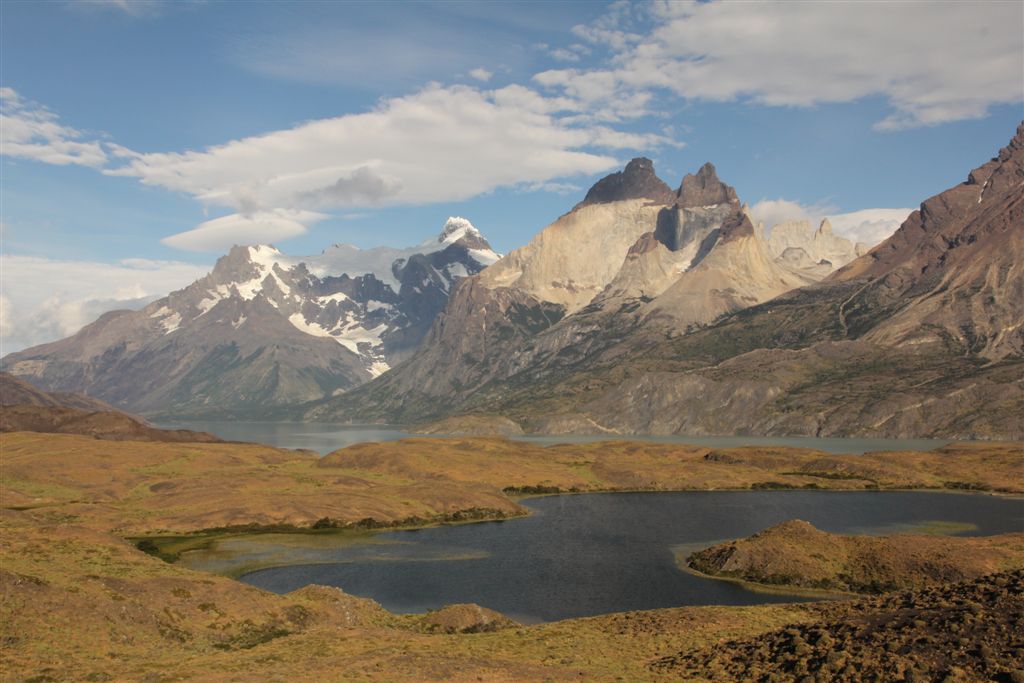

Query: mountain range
<box><xmin>310</xmin><ymin>123</ymin><xmax>1024</xmax><ymax>439</ymax></box>
<box><xmin>5</xmin><ymin>124</ymin><xmax>1020</xmax><ymax>439</ymax></box>
<box><xmin>3</xmin><ymin>218</ymin><xmax>498</xmax><ymax>418</ymax></box>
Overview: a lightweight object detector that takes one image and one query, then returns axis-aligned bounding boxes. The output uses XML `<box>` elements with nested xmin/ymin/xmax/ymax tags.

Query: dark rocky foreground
<box><xmin>651</xmin><ymin>570</ymin><xmax>1024</xmax><ymax>682</ymax></box>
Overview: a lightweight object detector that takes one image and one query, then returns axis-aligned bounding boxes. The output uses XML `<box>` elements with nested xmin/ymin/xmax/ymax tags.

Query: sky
<box><xmin>1</xmin><ymin>0</ymin><xmax>1022</xmax><ymax>352</ymax></box>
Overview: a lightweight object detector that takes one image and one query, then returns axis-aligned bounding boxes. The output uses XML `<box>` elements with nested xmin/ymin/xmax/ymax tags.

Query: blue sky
<box><xmin>1</xmin><ymin>0</ymin><xmax>1022</xmax><ymax>351</ymax></box>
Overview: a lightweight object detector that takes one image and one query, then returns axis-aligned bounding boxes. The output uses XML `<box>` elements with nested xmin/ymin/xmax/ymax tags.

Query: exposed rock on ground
<box><xmin>419</xmin><ymin>604</ymin><xmax>519</xmax><ymax>634</ymax></box>
<box><xmin>651</xmin><ymin>570</ymin><xmax>1024</xmax><ymax>683</ymax></box>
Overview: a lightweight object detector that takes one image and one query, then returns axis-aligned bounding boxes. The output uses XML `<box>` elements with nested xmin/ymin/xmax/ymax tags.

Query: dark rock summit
<box><xmin>577</xmin><ymin>157</ymin><xmax>675</xmax><ymax>208</ymax></box>
<box><xmin>676</xmin><ymin>162</ymin><xmax>740</xmax><ymax>208</ymax></box>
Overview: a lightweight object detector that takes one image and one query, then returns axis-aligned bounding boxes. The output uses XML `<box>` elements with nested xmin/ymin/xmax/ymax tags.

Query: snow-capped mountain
<box><xmin>3</xmin><ymin>217</ymin><xmax>499</xmax><ymax>418</ymax></box>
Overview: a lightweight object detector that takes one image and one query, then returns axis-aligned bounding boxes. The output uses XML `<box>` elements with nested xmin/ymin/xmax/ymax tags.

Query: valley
<box><xmin>2</xmin><ymin>423</ymin><xmax>1022</xmax><ymax>681</ymax></box>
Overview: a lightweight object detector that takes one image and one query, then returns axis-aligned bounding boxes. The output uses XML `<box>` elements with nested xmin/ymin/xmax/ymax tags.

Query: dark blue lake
<box><xmin>229</xmin><ymin>491</ymin><xmax>1023</xmax><ymax>623</ymax></box>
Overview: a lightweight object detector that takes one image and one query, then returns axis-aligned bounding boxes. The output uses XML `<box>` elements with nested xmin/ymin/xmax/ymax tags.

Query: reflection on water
<box><xmin>180</xmin><ymin>533</ymin><xmax>489</xmax><ymax>578</ymax></box>
<box><xmin>232</xmin><ymin>491</ymin><xmax>1022</xmax><ymax>622</ymax></box>
<box><xmin>157</xmin><ymin>419</ymin><xmax>950</xmax><ymax>455</ymax></box>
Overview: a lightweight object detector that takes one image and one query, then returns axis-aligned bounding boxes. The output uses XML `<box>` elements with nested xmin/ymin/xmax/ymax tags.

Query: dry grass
<box><xmin>1</xmin><ymin>430</ymin><xmax>1021</xmax><ymax>681</ymax></box>
<box><xmin>687</xmin><ymin>519</ymin><xmax>1024</xmax><ymax>593</ymax></box>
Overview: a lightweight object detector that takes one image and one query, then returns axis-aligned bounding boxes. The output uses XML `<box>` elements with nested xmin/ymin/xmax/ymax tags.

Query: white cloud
<box><xmin>107</xmin><ymin>84</ymin><xmax>668</xmax><ymax>219</ymax></box>
<box><xmin>469</xmin><ymin>68</ymin><xmax>493</xmax><ymax>82</ymax></box>
<box><xmin>0</xmin><ymin>88</ymin><xmax>107</xmax><ymax>167</ymax></box>
<box><xmin>541</xmin><ymin>0</ymin><xmax>1023</xmax><ymax>130</ymax></box>
<box><xmin>751</xmin><ymin>199</ymin><xmax>838</xmax><ymax>233</ymax></box>
<box><xmin>4</xmin><ymin>82</ymin><xmax>673</xmax><ymax>253</ymax></box>
<box><xmin>827</xmin><ymin>208</ymin><xmax>916</xmax><ymax>246</ymax></box>
<box><xmin>517</xmin><ymin>180</ymin><xmax>581</xmax><ymax>195</ymax></box>
<box><xmin>0</xmin><ymin>255</ymin><xmax>209</xmax><ymax>352</ymax></box>
<box><xmin>550</xmin><ymin>48</ymin><xmax>581</xmax><ymax>63</ymax></box>
<box><xmin>752</xmin><ymin>198</ymin><xmax>913</xmax><ymax>247</ymax></box>
<box><xmin>69</xmin><ymin>0</ymin><xmax>165</xmax><ymax>17</ymax></box>
<box><xmin>161</xmin><ymin>209</ymin><xmax>328</xmax><ymax>252</ymax></box>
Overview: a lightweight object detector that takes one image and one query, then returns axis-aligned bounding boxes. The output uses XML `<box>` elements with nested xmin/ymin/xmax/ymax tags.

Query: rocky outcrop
<box><xmin>477</xmin><ymin>198</ymin><xmax>666</xmax><ymax>313</ymax></box>
<box><xmin>676</xmin><ymin>162</ymin><xmax>739</xmax><ymax>208</ymax></box>
<box><xmin>576</xmin><ymin>157</ymin><xmax>675</xmax><ymax>208</ymax></box>
<box><xmin>652</xmin><ymin>570</ymin><xmax>1024</xmax><ymax>682</ymax></box>
<box><xmin>640</xmin><ymin>210</ymin><xmax>817</xmax><ymax>327</ymax></box>
<box><xmin>418</xmin><ymin>604</ymin><xmax>519</xmax><ymax>634</ymax></box>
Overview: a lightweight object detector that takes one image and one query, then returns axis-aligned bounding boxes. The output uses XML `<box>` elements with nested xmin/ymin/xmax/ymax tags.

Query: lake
<box><xmin>187</xmin><ymin>491</ymin><xmax>1023</xmax><ymax>623</ymax></box>
<box><xmin>156</xmin><ymin>419</ymin><xmax>950</xmax><ymax>455</ymax></box>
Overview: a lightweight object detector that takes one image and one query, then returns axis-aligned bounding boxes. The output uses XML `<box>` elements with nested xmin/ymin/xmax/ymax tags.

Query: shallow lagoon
<box><xmin>188</xmin><ymin>491</ymin><xmax>1023</xmax><ymax>623</ymax></box>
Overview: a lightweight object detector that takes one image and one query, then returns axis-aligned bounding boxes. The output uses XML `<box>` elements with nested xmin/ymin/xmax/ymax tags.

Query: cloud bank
<box><xmin>5</xmin><ymin>1</ymin><xmax>1020</xmax><ymax>253</ymax></box>
<box><xmin>104</xmin><ymin>84</ymin><xmax>667</xmax><ymax>250</ymax></box>
<box><xmin>161</xmin><ymin>210</ymin><xmax>328</xmax><ymax>252</ymax></box>
<box><xmin>752</xmin><ymin>198</ymin><xmax>913</xmax><ymax>247</ymax></box>
<box><xmin>537</xmin><ymin>0</ymin><xmax>1023</xmax><ymax>130</ymax></box>
<box><xmin>0</xmin><ymin>88</ymin><xmax>107</xmax><ymax>167</ymax></box>
<box><xmin>0</xmin><ymin>255</ymin><xmax>209</xmax><ymax>352</ymax></box>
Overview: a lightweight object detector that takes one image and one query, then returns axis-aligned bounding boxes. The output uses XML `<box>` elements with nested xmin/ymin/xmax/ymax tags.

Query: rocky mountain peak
<box><xmin>676</xmin><ymin>162</ymin><xmax>740</xmax><ymax>208</ymax></box>
<box><xmin>817</xmin><ymin>218</ymin><xmax>833</xmax><ymax>236</ymax></box>
<box><xmin>576</xmin><ymin>157</ymin><xmax>675</xmax><ymax>208</ymax></box>
<box><xmin>437</xmin><ymin>216</ymin><xmax>479</xmax><ymax>244</ymax></box>
<box><xmin>209</xmin><ymin>244</ymin><xmax>278</xmax><ymax>284</ymax></box>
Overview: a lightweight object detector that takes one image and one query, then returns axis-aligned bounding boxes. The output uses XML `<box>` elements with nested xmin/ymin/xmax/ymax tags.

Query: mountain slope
<box><xmin>505</xmin><ymin>122</ymin><xmax>1024</xmax><ymax>437</ymax></box>
<box><xmin>3</xmin><ymin>218</ymin><xmax>498</xmax><ymax>418</ymax></box>
<box><xmin>0</xmin><ymin>371</ymin><xmax>116</xmax><ymax>412</ymax></box>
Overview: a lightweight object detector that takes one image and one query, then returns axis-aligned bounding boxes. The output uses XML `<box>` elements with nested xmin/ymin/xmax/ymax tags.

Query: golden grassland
<box><xmin>1</xmin><ymin>431</ymin><xmax>1022</xmax><ymax>681</ymax></box>
<box><xmin>685</xmin><ymin>519</ymin><xmax>1024</xmax><ymax>594</ymax></box>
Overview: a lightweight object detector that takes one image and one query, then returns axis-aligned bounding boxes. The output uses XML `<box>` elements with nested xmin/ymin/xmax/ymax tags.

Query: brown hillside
<box><xmin>688</xmin><ymin>519</ymin><xmax>1024</xmax><ymax>593</ymax></box>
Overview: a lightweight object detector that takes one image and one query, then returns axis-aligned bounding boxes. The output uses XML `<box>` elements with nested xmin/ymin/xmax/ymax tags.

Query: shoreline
<box><xmin>678</xmin><ymin>561</ymin><xmax>859</xmax><ymax>601</ymax></box>
<box><xmin>137</xmin><ymin>485</ymin><xmax>1021</xmax><ymax>563</ymax></box>
<box><xmin>142</xmin><ymin>487</ymin><xmax>1022</xmax><ymax>586</ymax></box>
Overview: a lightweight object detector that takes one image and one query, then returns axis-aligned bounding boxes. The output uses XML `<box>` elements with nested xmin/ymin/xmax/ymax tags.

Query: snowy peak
<box><xmin>436</xmin><ymin>216</ymin><xmax>480</xmax><ymax>245</ymax></box>
<box><xmin>429</xmin><ymin>216</ymin><xmax>500</xmax><ymax>265</ymax></box>
<box><xmin>134</xmin><ymin>218</ymin><xmax>501</xmax><ymax>383</ymax></box>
